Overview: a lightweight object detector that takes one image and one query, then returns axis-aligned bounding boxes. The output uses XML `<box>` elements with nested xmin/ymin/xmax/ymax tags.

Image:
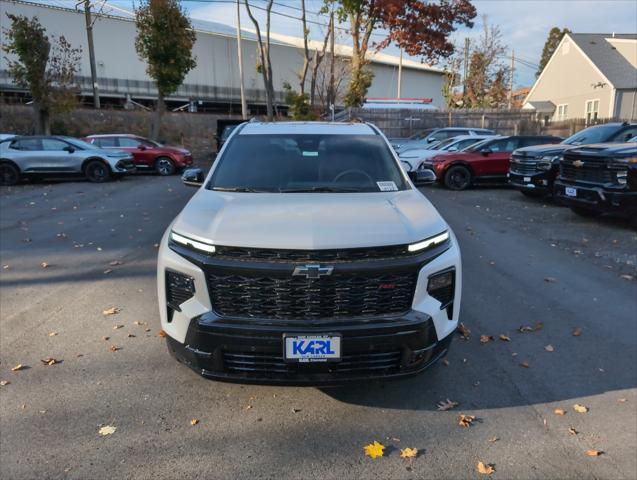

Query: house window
<box><xmin>586</xmin><ymin>99</ymin><xmax>600</xmax><ymax>123</ymax></box>
<box><xmin>556</xmin><ymin>104</ymin><xmax>569</xmax><ymax>121</ymax></box>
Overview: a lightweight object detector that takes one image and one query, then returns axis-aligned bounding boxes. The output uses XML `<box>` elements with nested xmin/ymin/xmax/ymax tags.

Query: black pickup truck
<box><xmin>554</xmin><ymin>139</ymin><xmax>637</xmax><ymax>225</ymax></box>
<box><xmin>509</xmin><ymin>122</ymin><xmax>637</xmax><ymax>197</ymax></box>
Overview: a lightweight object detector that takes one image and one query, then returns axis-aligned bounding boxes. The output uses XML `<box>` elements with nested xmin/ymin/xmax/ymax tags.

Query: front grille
<box><xmin>560</xmin><ymin>155</ymin><xmax>616</xmax><ymax>184</ymax></box>
<box><xmin>223</xmin><ymin>350</ymin><xmax>402</xmax><ymax>375</ymax></box>
<box><xmin>213</xmin><ymin>244</ymin><xmax>417</xmax><ymax>263</ymax></box>
<box><xmin>207</xmin><ymin>272</ymin><xmax>418</xmax><ymax>320</ymax></box>
<box><xmin>510</xmin><ymin>155</ymin><xmax>539</xmax><ymax>175</ymax></box>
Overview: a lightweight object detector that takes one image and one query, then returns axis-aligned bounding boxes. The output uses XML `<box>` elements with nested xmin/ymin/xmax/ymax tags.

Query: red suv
<box><xmin>83</xmin><ymin>134</ymin><xmax>193</xmax><ymax>175</ymax></box>
<box><xmin>429</xmin><ymin>135</ymin><xmax>561</xmax><ymax>190</ymax></box>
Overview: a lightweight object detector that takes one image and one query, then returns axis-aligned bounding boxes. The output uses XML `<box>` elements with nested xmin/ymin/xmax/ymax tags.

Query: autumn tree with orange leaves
<box><xmin>334</xmin><ymin>0</ymin><xmax>477</xmax><ymax>107</ymax></box>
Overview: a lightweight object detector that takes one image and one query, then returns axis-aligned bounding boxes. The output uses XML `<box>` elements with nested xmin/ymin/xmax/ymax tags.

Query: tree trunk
<box><xmin>151</xmin><ymin>93</ymin><xmax>164</xmax><ymax>141</ymax></box>
<box><xmin>33</xmin><ymin>102</ymin><xmax>50</xmax><ymax>135</ymax></box>
<box><xmin>310</xmin><ymin>13</ymin><xmax>331</xmax><ymax>107</ymax></box>
<box><xmin>245</xmin><ymin>0</ymin><xmax>274</xmax><ymax>121</ymax></box>
<box><xmin>299</xmin><ymin>0</ymin><xmax>310</xmax><ymax>95</ymax></box>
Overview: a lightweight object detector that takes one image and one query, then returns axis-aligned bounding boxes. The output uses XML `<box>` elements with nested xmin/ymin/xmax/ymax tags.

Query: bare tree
<box><xmin>309</xmin><ymin>12</ymin><xmax>332</xmax><ymax>107</ymax></box>
<box><xmin>244</xmin><ymin>0</ymin><xmax>275</xmax><ymax>120</ymax></box>
<box><xmin>299</xmin><ymin>0</ymin><xmax>310</xmax><ymax>95</ymax></box>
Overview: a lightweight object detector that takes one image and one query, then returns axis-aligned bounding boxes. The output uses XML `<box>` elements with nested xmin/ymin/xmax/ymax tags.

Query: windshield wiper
<box><xmin>212</xmin><ymin>186</ymin><xmax>270</xmax><ymax>193</ymax></box>
<box><xmin>279</xmin><ymin>186</ymin><xmax>361</xmax><ymax>193</ymax></box>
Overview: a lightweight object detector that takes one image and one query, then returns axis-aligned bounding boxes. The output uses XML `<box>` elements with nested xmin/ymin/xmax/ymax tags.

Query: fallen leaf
<box><xmin>103</xmin><ymin>307</ymin><xmax>120</xmax><ymax>316</ymax></box>
<box><xmin>488</xmin><ymin>437</ymin><xmax>499</xmax><ymax>443</ymax></box>
<box><xmin>568</xmin><ymin>427</ymin><xmax>578</xmax><ymax>435</ymax></box>
<box><xmin>554</xmin><ymin>408</ymin><xmax>566</xmax><ymax>416</ymax></box>
<box><xmin>292</xmin><ymin>408</ymin><xmax>302</xmax><ymax>413</ymax></box>
<box><xmin>573</xmin><ymin>404</ymin><xmax>588</xmax><ymax>413</ymax></box>
<box><xmin>48</xmin><ymin>332</ymin><xmax>58</xmax><ymax>337</ymax></box>
<box><xmin>520</xmin><ymin>361</ymin><xmax>530</xmax><ymax>368</ymax></box>
<box><xmin>586</xmin><ymin>450</ymin><xmax>603</xmax><ymax>457</ymax></box>
<box><xmin>617</xmin><ymin>398</ymin><xmax>627</xmax><ymax>403</ymax></box>
<box><xmin>134</xmin><ymin>321</ymin><xmax>147</xmax><ymax>326</ymax></box>
<box><xmin>518</xmin><ymin>325</ymin><xmax>534</xmax><ymax>333</ymax></box>
<box><xmin>363</xmin><ymin>441</ymin><xmax>385</xmax><ymax>459</ymax></box>
<box><xmin>190</xmin><ymin>419</ymin><xmax>199</xmax><ymax>426</ymax></box>
<box><xmin>11</xmin><ymin>364</ymin><xmax>26</xmax><ymax>372</ymax></box>
<box><xmin>127</xmin><ymin>333</ymin><xmax>136</xmax><ymax>338</ymax></box>
<box><xmin>113</xmin><ymin>325</ymin><xmax>123</xmax><ymax>330</ymax></box>
<box><xmin>109</xmin><ymin>345</ymin><xmax>121</xmax><ymax>352</ymax></box>
<box><xmin>0</xmin><ymin>380</ymin><xmax>10</xmax><ymax>386</ymax></box>
<box><xmin>457</xmin><ymin>323</ymin><xmax>471</xmax><ymax>339</ymax></box>
<box><xmin>158</xmin><ymin>330</ymin><xmax>167</xmax><ymax>338</ymax></box>
<box><xmin>534</xmin><ymin>322</ymin><xmax>544</xmax><ymax>331</ymax></box>
<box><xmin>477</xmin><ymin>462</ymin><xmax>495</xmax><ymax>475</ymax></box>
<box><xmin>458</xmin><ymin>414</ymin><xmax>475</xmax><ymax>427</ymax></box>
<box><xmin>442</xmin><ymin>359</ymin><xmax>450</xmax><ymax>366</ymax></box>
<box><xmin>499</xmin><ymin>334</ymin><xmax>511</xmax><ymax>342</ymax></box>
<box><xmin>400</xmin><ymin>447</ymin><xmax>418</xmax><ymax>459</ymax></box>
<box><xmin>109</xmin><ymin>260</ymin><xmax>123</xmax><ymax>266</ymax></box>
<box><xmin>572</xmin><ymin>327</ymin><xmax>582</xmax><ymax>337</ymax></box>
<box><xmin>437</xmin><ymin>399</ymin><xmax>459</xmax><ymax>411</ymax></box>
<box><xmin>102</xmin><ymin>336</ymin><xmax>110</xmax><ymax>341</ymax></box>
<box><xmin>620</xmin><ymin>274</ymin><xmax>633</xmax><ymax>281</ymax></box>
<box><xmin>41</xmin><ymin>262</ymin><xmax>49</xmax><ymax>268</ymax></box>
<box><xmin>40</xmin><ymin>358</ymin><xmax>61</xmax><ymax>366</ymax></box>
<box><xmin>103</xmin><ymin>269</ymin><xmax>112</xmax><ymax>275</ymax></box>
<box><xmin>245</xmin><ymin>405</ymin><xmax>252</xmax><ymax>410</ymax></box>
<box><xmin>98</xmin><ymin>425</ymin><xmax>116</xmax><ymax>436</ymax></box>
<box><xmin>543</xmin><ymin>276</ymin><xmax>556</xmax><ymax>283</ymax></box>
<box><xmin>480</xmin><ymin>335</ymin><xmax>493</xmax><ymax>344</ymax></box>
<box><xmin>544</xmin><ymin>344</ymin><xmax>555</xmax><ymax>352</ymax></box>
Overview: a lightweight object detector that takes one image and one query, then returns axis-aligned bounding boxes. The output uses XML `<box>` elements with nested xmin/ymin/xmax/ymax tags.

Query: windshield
<box><xmin>63</xmin><ymin>137</ymin><xmax>99</xmax><ymax>150</ymax></box>
<box><xmin>434</xmin><ymin>138</ymin><xmax>459</xmax><ymax>150</ymax></box>
<box><xmin>221</xmin><ymin>125</ymin><xmax>238</xmax><ymax>141</ymax></box>
<box><xmin>563</xmin><ymin>125</ymin><xmax>619</xmax><ymax>145</ymax></box>
<box><xmin>209</xmin><ymin>134</ymin><xmax>409</xmax><ymax>193</ymax></box>
<box><xmin>455</xmin><ymin>138</ymin><xmax>485</xmax><ymax>151</ymax></box>
<box><xmin>464</xmin><ymin>139</ymin><xmax>493</xmax><ymax>152</ymax></box>
<box><xmin>408</xmin><ymin>128</ymin><xmax>434</xmax><ymax>140</ymax></box>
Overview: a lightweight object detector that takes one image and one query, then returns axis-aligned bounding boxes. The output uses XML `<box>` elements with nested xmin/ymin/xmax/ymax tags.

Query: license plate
<box><xmin>524</xmin><ymin>176</ymin><xmax>531</xmax><ymax>182</ymax></box>
<box><xmin>284</xmin><ymin>334</ymin><xmax>341</xmax><ymax>363</ymax></box>
<box><xmin>565</xmin><ymin>187</ymin><xmax>577</xmax><ymax>197</ymax></box>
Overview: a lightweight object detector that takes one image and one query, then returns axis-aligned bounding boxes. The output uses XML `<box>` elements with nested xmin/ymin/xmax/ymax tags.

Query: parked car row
<box><xmin>0</xmin><ymin>134</ymin><xmax>193</xmax><ymax>185</ymax></box>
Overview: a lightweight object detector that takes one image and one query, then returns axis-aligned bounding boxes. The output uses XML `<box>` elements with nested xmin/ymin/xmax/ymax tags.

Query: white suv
<box><xmin>157</xmin><ymin>122</ymin><xmax>461</xmax><ymax>385</ymax></box>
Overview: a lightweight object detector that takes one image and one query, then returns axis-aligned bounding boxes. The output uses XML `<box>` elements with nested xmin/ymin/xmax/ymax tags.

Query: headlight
<box><xmin>170</xmin><ymin>230</ymin><xmax>216</xmax><ymax>253</ymax></box>
<box><xmin>408</xmin><ymin>231</ymin><xmax>449</xmax><ymax>252</ymax></box>
<box><xmin>613</xmin><ymin>156</ymin><xmax>637</xmax><ymax>164</ymax></box>
<box><xmin>617</xmin><ymin>171</ymin><xmax>628</xmax><ymax>185</ymax></box>
<box><xmin>537</xmin><ymin>155</ymin><xmax>562</xmax><ymax>170</ymax></box>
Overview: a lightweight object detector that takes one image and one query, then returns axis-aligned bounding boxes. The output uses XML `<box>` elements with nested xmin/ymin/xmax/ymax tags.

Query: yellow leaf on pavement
<box><xmin>586</xmin><ymin>450</ymin><xmax>603</xmax><ymax>456</ymax></box>
<box><xmin>480</xmin><ymin>335</ymin><xmax>493</xmax><ymax>344</ymax></box>
<box><xmin>554</xmin><ymin>408</ymin><xmax>566</xmax><ymax>416</ymax></box>
<box><xmin>458</xmin><ymin>414</ymin><xmax>475</xmax><ymax>427</ymax></box>
<box><xmin>103</xmin><ymin>307</ymin><xmax>121</xmax><ymax>316</ymax></box>
<box><xmin>477</xmin><ymin>462</ymin><xmax>495</xmax><ymax>475</ymax></box>
<box><xmin>499</xmin><ymin>334</ymin><xmax>511</xmax><ymax>342</ymax></box>
<box><xmin>98</xmin><ymin>425</ymin><xmax>116</xmax><ymax>436</ymax></box>
<box><xmin>363</xmin><ymin>441</ymin><xmax>385</xmax><ymax>459</ymax></box>
<box><xmin>190</xmin><ymin>419</ymin><xmax>199</xmax><ymax>426</ymax></box>
<box><xmin>574</xmin><ymin>404</ymin><xmax>588</xmax><ymax>413</ymax></box>
<box><xmin>400</xmin><ymin>447</ymin><xmax>418</xmax><ymax>459</ymax></box>
<box><xmin>11</xmin><ymin>364</ymin><xmax>26</xmax><ymax>372</ymax></box>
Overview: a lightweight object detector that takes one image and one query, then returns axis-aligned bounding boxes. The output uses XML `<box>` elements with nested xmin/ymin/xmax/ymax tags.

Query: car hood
<box><xmin>565</xmin><ymin>142</ymin><xmax>637</xmax><ymax>156</ymax></box>
<box><xmin>172</xmin><ymin>189</ymin><xmax>449</xmax><ymax>249</ymax></box>
<box><xmin>513</xmin><ymin>143</ymin><xmax>574</xmax><ymax>157</ymax></box>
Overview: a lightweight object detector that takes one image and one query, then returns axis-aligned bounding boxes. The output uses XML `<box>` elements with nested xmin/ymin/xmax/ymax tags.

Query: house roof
<box><xmin>569</xmin><ymin>33</ymin><xmax>637</xmax><ymax>89</ymax></box>
<box><xmin>524</xmin><ymin>101</ymin><xmax>556</xmax><ymax>112</ymax></box>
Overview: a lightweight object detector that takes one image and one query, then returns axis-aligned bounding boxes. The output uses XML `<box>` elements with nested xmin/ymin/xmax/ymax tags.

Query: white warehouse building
<box><xmin>0</xmin><ymin>0</ymin><xmax>446</xmax><ymax>113</ymax></box>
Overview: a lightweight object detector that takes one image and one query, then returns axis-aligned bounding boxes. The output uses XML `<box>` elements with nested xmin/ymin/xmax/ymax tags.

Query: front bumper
<box><xmin>112</xmin><ymin>158</ymin><xmax>137</xmax><ymax>174</ymax></box>
<box><xmin>167</xmin><ymin>311</ymin><xmax>453</xmax><ymax>385</ymax></box>
<box><xmin>508</xmin><ymin>170</ymin><xmax>554</xmax><ymax>193</ymax></box>
<box><xmin>555</xmin><ymin>180</ymin><xmax>637</xmax><ymax>216</ymax></box>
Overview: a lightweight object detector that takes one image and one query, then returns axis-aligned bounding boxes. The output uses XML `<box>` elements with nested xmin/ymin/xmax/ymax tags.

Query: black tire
<box><xmin>84</xmin><ymin>160</ymin><xmax>111</xmax><ymax>183</ymax></box>
<box><xmin>155</xmin><ymin>157</ymin><xmax>176</xmax><ymax>176</ymax></box>
<box><xmin>0</xmin><ymin>162</ymin><xmax>20</xmax><ymax>186</ymax></box>
<box><xmin>444</xmin><ymin>165</ymin><xmax>472</xmax><ymax>190</ymax></box>
<box><xmin>521</xmin><ymin>190</ymin><xmax>544</xmax><ymax>198</ymax></box>
<box><xmin>570</xmin><ymin>206</ymin><xmax>601</xmax><ymax>218</ymax></box>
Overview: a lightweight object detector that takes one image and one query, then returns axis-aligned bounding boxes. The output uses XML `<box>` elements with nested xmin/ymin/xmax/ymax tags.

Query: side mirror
<box><xmin>426</xmin><ymin>137</ymin><xmax>437</xmax><ymax>143</ymax></box>
<box><xmin>138</xmin><ymin>144</ymin><xmax>147</xmax><ymax>151</ymax></box>
<box><xmin>448</xmin><ymin>146</ymin><xmax>458</xmax><ymax>152</ymax></box>
<box><xmin>63</xmin><ymin>145</ymin><xmax>75</xmax><ymax>153</ymax></box>
<box><xmin>481</xmin><ymin>148</ymin><xmax>492</xmax><ymax>156</ymax></box>
<box><xmin>414</xmin><ymin>169</ymin><xmax>437</xmax><ymax>185</ymax></box>
<box><xmin>182</xmin><ymin>168</ymin><xmax>204</xmax><ymax>187</ymax></box>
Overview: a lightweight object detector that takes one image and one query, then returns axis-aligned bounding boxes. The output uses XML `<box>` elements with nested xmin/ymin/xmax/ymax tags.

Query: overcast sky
<box><xmin>101</xmin><ymin>0</ymin><xmax>637</xmax><ymax>88</ymax></box>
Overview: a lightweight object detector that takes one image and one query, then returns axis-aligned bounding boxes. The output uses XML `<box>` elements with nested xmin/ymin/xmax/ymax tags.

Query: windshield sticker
<box><xmin>377</xmin><ymin>181</ymin><xmax>398</xmax><ymax>192</ymax></box>
<box><xmin>302</xmin><ymin>151</ymin><xmax>319</xmax><ymax>157</ymax></box>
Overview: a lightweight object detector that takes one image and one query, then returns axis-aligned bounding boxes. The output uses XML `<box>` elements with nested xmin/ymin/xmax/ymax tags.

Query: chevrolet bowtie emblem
<box><xmin>572</xmin><ymin>160</ymin><xmax>584</xmax><ymax>168</ymax></box>
<box><xmin>292</xmin><ymin>264</ymin><xmax>334</xmax><ymax>279</ymax></box>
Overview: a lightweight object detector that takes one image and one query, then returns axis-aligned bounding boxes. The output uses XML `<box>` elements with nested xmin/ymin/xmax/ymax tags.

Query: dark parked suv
<box><xmin>509</xmin><ymin>123</ymin><xmax>637</xmax><ymax>197</ymax></box>
<box><xmin>555</xmin><ymin>138</ymin><xmax>637</xmax><ymax>224</ymax></box>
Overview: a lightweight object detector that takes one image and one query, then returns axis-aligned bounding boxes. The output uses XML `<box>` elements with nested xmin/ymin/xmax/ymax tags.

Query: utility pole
<box><xmin>236</xmin><ymin>0</ymin><xmax>247</xmax><ymax>119</ymax></box>
<box><xmin>328</xmin><ymin>6</ymin><xmax>335</xmax><ymax>110</ymax></box>
<box><xmin>462</xmin><ymin>37</ymin><xmax>470</xmax><ymax>105</ymax></box>
<box><xmin>83</xmin><ymin>0</ymin><xmax>100</xmax><ymax>109</ymax></box>
<box><xmin>508</xmin><ymin>49</ymin><xmax>515</xmax><ymax>109</ymax></box>
<box><xmin>397</xmin><ymin>47</ymin><xmax>403</xmax><ymax>99</ymax></box>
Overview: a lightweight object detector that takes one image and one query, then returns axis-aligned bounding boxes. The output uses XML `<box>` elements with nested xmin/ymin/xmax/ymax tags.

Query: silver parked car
<box><xmin>0</xmin><ymin>136</ymin><xmax>136</xmax><ymax>186</ymax></box>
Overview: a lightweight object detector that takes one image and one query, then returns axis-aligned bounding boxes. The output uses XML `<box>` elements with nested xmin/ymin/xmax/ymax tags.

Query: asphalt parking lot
<box><xmin>1</xmin><ymin>176</ymin><xmax>636</xmax><ymax>480</ymax></box>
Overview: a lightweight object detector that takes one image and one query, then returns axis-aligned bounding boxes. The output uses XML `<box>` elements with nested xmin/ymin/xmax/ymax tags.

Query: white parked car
<box><xmin>157</xmin><ymin>121</ymin><xmax>462</xmax><ymax>385</ymax></box>
<box><xmin>399</xmin><ymin>134</ymin><xmax>498</xmax><ymax>173</ymax></box>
